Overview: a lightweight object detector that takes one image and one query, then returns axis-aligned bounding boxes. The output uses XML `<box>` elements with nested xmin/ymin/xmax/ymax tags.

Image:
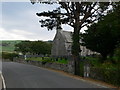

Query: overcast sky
<box><xmin>1</xmin><ymin>1</ymin><xmax>73</xmax><ymax>41</ymax></box>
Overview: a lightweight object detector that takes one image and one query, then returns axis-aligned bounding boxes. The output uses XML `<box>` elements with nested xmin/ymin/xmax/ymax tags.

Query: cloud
<box><xmin>2</xmin><ymin>2</ymin><xmax>57</xmax><ymax>41</ymax></box>
<box><xmin>0</xmin><ymin>27</ymin><xmax>56</xmax><ymax>41</ymax></box>
<box><xmin>0</xmin><ymin>27</ymin><xmax>33</xmax><ymax>40</ymax></box>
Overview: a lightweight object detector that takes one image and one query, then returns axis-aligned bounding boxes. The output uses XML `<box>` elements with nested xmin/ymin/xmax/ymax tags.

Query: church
<box><xmin>51</xmin><ymin>29</ymin><xmax>97</xmax><ymax>57</ymax></box>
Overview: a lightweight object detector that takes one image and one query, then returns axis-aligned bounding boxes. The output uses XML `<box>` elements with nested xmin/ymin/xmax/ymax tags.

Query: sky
<box><xmin>1</xmin><ymin>1</ymin><xmax>73</xmax><ymax>41</ymax></box>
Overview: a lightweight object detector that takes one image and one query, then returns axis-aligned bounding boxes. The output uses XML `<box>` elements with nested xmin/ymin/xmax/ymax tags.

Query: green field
<box><xmin>0</xmin><ymin>40</ymin><xmax>22</xmax><ymax>52</ymax></box>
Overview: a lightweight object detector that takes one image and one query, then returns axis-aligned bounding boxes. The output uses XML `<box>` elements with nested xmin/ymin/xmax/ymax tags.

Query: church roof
<box><xmin>60</xmin><ymin>30</ymin><xmax>73</xmax><ymax>43</ymax></box>
<box><xmin>59</xmin><ymin>30</ymin><xmax>83</xmax><ymax>43</ymax></box>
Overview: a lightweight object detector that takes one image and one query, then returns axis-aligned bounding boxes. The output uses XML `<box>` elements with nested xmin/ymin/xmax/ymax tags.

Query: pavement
<box><xmin>2</xmin><ymin>62</ymin><xmax>117</xmax><ymax>88</ymax></box>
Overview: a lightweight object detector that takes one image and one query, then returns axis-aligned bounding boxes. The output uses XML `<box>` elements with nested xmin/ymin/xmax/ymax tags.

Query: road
<box><xmin>2</xmin><ymin>62</ymin><xmax>107</xmax><ymax>88</ymax></box>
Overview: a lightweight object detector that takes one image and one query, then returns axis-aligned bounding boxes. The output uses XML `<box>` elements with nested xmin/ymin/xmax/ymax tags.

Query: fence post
<box><xmin>84</xmin><ymin>60</ymin><xmax>90</xmax><ymax>77</ymax></box>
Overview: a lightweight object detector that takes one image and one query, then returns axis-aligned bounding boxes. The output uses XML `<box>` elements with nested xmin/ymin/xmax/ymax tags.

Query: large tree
<box><xmin>31</xmin><ymin>0</ymin><xmax>115</xmax><ymax>75</ymax></box>
<box><xmin>29</xmin><ymin>41</ymin><xmax>52</xmax><ymax>55</ymax></box>
<box><xmin>14</xmin><ymin>41</ymin><xmax>31</xmax><ymax>55</ymax></box>
<box><xmin>81</xmin><ymin>4</ymin><xmax>120</xmax><ymax>62</ymax></box>
<box><xmin>14</xmin><ymin>41</ymin><xmax>52</xmax><ymax>55</ymax></box>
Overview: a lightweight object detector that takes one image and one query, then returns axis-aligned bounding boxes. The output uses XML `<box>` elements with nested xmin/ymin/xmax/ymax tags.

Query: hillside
<box><xmin>0</xmin><ymin>40</ymin><xmax>22</xmax><ymax>52</ymax></box>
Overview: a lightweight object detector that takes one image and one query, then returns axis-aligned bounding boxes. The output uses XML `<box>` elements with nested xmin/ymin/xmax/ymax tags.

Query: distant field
<box><xmin>0</xmin><ymin>40</ymin><xmax>22</xmax><ymax>52</ymax></box>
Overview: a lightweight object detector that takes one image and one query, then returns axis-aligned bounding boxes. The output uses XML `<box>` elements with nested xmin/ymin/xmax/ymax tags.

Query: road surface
<box><xmin>2</xmin><ymin>62</ymin><xmax>107</xmax><ymax>88</ymax></box>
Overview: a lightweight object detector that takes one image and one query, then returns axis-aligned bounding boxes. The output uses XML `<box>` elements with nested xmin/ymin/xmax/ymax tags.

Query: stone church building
<box><xmin>51</xmin><ymin>29</ymin><xmax>97</xmax><ymax>57</ymax></box>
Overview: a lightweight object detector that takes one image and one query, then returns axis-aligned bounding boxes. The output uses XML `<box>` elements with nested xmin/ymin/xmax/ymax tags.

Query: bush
<box><xmin>2</xmin><ymin>52</ymin><xmax>19</xmax><ymax>61</ymax></box>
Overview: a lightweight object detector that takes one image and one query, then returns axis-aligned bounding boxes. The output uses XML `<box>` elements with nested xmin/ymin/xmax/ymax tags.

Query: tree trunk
<box><xmin>72</xmin><ymin>22</ymin><xmax>81</xmax><ymax>75</ymax></box>
<box><xmin>73</xmin><ymin>55</ymin><xmax>80</xmax><ymax>75</ymax></box>
<box><xmin>71</xmin><ymin>2</ymin><xmax>82</xmax><ymax>75</ymax></box>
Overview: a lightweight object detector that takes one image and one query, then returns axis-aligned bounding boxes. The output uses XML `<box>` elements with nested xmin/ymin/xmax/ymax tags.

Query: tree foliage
<box><xmin>29</xmin><ymin>41</ymin><xmax>52</xmax><ymax>55</ymax></box>
<box><xmin>14</xmin><ymin>41</ymin><xmax>31</xmax><ymax>55</ymax></box>
<box><xmin>81</xmin><ymin>4</ymin><xmax>120</xmax><ymax>61</ymax></box>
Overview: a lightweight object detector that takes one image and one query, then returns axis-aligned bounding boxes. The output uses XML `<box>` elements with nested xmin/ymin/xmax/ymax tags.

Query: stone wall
<box><xmin>13</xmin><ymin>59</ymin><xmax>75</xmax><ymax>74</ymax></box>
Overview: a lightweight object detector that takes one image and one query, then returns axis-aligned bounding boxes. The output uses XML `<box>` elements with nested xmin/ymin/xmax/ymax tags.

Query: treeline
<box><xmin>14</xmin><ymin>40</ymin><xmax>52</xmax><ymax>55</ymax></box>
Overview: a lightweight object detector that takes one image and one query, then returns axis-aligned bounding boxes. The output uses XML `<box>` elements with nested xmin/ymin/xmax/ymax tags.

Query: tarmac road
<box><xmin>2</xmin><ymin>62</ymin><xmax>108</xmax><ymax>88</ymax></box>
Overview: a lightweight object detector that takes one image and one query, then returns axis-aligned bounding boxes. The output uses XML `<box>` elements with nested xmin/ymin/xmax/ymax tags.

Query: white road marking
<box><xmin>0</xmin><ymin>71</ymin><xmax>6</xmax><ymax>90</ymax></box>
